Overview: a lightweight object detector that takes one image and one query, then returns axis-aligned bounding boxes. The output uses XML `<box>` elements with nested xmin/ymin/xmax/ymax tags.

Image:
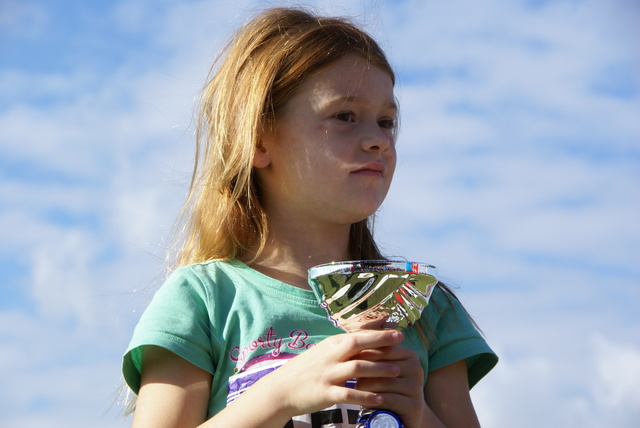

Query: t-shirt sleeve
<box><xmin>122</xmin><ymin>267</ymin><xmax>216</xmax><ymax>394</ymax></box>
<box><xmin>426</xmin><ymin>286</ymin><xmax>498</xmax><ymax>388</ymax></box>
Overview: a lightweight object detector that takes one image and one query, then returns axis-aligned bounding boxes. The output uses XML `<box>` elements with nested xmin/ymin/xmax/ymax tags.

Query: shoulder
<box><xmin>425</xmin><ymin>283</ymin><xmax>470</xmax><ymax>325</ymax></box>
<box><xmin>168</xmin><ymin>259</ymin><xmax>236</xmax><ymax>283</ymax></box>
<box><xmin>162</xmin><ymin>259</ymin><xmax>248</xmax><ymax>296</ymax></box>
<box><xmin>424</xmin><ymin>283</ymin><xmax>483</xmax><ymax>343</ymax></box>
<box><xmin>426</xmin><ymin>283</ymin><xmax>499</xmax><ymax>387</ymax></box>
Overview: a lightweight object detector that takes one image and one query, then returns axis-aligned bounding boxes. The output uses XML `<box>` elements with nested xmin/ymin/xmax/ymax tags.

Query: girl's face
<box><xmin>255</xmin><ymin>54</ymin><xmax>397</xmax><ymax>229</ymax></box>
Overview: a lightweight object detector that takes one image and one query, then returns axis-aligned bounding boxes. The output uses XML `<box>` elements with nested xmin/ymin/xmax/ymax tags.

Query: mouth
<box><xmin>352</xmin><ymin>163</ymin><xmax>385</xmax><ymax>177</ymax></box>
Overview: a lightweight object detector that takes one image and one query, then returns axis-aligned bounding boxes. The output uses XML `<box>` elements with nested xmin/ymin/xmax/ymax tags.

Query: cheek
<box><xmin>387</xmin><ymin>150</ymin><xmax>398</xmax><ymax>181</ymax></box>
<box><xmin>315</xmin><ymin>123</ymin><xmax>330</xmax><ymax>135</ymax></box>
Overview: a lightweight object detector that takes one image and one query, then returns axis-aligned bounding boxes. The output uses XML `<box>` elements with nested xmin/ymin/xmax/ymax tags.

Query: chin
<box><xmin>329</xmin><ymin>194</ymin><xmax>387</xmax><ymax>225</ymax></box>
<box><xmin>343</xmin><ymin>207</ymin><xmax>382</xmax><ymax>225</ymax></box>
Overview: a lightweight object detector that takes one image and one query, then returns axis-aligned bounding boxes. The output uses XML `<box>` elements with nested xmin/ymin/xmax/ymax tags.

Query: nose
<box><xmin>360</xmin><ymin>121</ymin><xmax>393</xmax><ymax>152</ymax></box>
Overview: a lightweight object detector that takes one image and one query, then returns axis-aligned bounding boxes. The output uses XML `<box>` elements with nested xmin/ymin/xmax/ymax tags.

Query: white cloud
<box><xmin>31</xmin><ymin>231</ymin><xmax>97</xmax><ymax>326</ymax></box>
<box><xmin>591</xmin><ymin>335</ymin><xmax>640</xmax><ymax>412</ymax></box>
<box><xmin>470</xmin><ymin>333</ymin><xmax>640</xmax><ymax>428</ymax></box>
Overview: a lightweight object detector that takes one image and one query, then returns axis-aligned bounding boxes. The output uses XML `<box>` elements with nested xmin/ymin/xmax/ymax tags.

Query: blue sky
<box><xmin>1</xmin><ymin>0</ymin><xmax>639</xmax><ymax>427</ymax></box>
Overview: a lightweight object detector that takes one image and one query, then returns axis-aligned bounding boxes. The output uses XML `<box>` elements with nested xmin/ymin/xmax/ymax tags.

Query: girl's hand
<box><xmin>253</xmin><ymin>329</ymin><xmax>405</xmax><ymax>418</ymax></box>
<box><xmin>354</xmin><ymin>338</ymin><xmax>429</xmax><ymax>428</ymax></box>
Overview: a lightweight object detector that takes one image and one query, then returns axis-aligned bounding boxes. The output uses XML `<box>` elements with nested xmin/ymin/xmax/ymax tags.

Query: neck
<box><xmin>245</xmin><ymin>221</ymin><xmax>352</xmax><ymax>289</ymax></box>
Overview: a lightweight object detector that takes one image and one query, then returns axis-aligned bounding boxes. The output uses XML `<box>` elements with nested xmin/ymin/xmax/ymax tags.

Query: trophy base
<box><xmin>358</xmin><ymin>410</ymin><xmax>403</xmax><ymax>428</ymax></box>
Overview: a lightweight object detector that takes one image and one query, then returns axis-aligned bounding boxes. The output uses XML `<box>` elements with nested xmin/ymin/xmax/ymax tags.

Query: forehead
<box><xmin>297</xmin><ymin>54</ymin><xmax>396</xmax><ymax>108</ymax></box>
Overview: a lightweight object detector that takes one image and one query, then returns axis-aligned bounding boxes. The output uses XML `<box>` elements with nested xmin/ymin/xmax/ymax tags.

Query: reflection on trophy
<box><xmin>308</xmin><ymin>260</ymin><xmax>438</xmax><ymax>428</ymax></box>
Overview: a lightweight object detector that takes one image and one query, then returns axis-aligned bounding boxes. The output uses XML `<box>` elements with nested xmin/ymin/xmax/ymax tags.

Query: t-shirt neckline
<box><xmin>228</xmin><ymin>258</ymin><xmax>320</xmax><ymax>307</ymax></box>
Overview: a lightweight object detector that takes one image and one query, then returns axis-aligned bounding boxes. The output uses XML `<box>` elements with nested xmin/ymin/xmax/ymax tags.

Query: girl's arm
<box><xmin>424</xmin><ymin>360</ymin><xmax>481</xmax><ymax>428</ymax></box>
<box><xmin>132</xmin><ymin>346</ymin><xmax>212</xmax><ymax>428</ymax></box>
<box><xmin>131</xmin><ymin>330</ymin><xmax>405</xmax><ymax>428</ymax></box>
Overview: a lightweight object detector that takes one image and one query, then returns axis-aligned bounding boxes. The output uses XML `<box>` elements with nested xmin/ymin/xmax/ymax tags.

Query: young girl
<box><xmin>122</xmin><ymin>7</ymin><xmax>497</xmax><ymax>428</ymax></box>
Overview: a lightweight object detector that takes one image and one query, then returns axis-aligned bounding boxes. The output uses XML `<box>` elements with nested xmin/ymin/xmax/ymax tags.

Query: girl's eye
<box><xmin>378</xmin><ymin>118</ymin><xmax>396</xmax><ymax>130</ymax></box>
<box><xmin>334</xmin><ymin>112</ymin><xmax>356</xmax><ymax>122</ymax></box>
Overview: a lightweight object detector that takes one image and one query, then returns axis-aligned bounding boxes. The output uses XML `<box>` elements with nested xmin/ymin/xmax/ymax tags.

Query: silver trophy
<box><xmin>308</xmin><ymin>260</ymin><xmax>438</xmax><ymax>428</ymax></box>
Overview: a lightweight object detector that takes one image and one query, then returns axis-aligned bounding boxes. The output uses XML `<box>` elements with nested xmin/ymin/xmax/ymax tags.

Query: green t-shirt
<box><xmin>123</xmin><ymin>259</ymin><xmax>497</xmax><ymax>424</ymax></box>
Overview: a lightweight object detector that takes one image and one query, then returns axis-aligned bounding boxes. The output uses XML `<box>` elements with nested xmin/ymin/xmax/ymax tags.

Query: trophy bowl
<box><xmin>308</xmin><ymin>260</ymin><xmax>438</xmax><ymax>428</ymax></box>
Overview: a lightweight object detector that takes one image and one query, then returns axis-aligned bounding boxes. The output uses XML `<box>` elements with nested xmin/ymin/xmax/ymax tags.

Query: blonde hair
<box><xmin>175</xmin><ymin>7</ymin><xmax>395</xmax><ymax>267</ymax></box>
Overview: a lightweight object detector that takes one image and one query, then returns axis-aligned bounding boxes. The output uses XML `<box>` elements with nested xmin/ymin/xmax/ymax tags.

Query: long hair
<box><xmin>174</xmin><ymin>7</ymin><xmax>394</xmax><ymax>268</ymax></box>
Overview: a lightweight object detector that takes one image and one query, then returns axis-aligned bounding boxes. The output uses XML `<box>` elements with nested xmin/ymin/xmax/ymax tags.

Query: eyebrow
<box><xmin>333</xmin><ymin>95</ymin><xmax>398</xmax><ymax>112</ymax></box>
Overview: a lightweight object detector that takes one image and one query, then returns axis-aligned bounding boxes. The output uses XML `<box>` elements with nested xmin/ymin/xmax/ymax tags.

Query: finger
<box><xmin>326</xmin><ymin>385</ymin><xmax>384</xmax><ymax>408</ymax></box>
<box><xmin>356</xmin><ymin>376</ymin><xmax>422</xmax><ymax>395</ymax></box>
<box><xmin>372</xmin><ymin>392</ymin><xmax>420</xmax><ymax>416</ymax></box>
<box><xmin>331</xmin><ymin>330</ymin><xmax>404</xmax><ymax>358</ymax></box>
<box><xmin>354</xmin><ymin>345</ymin><xmax>414</xmax><ymax>362</ymax></box>
<box><xmin>338</xmin><ymin>359</ymin><xmax>401</xmax><ymax>381</ymax></box>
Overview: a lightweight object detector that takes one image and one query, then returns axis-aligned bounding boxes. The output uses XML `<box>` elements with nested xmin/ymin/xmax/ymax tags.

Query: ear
<box><xmin>252</xmin><ymin>140</ymin><xmax>271</xmax><ymax>168</ymax></box>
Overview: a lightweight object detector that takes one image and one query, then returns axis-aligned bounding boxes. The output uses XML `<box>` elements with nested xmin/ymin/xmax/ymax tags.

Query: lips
<box><xmin>352</xmin><ymin>162</ymin><xmax>385</xmax><ymax>177</ymax></box>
